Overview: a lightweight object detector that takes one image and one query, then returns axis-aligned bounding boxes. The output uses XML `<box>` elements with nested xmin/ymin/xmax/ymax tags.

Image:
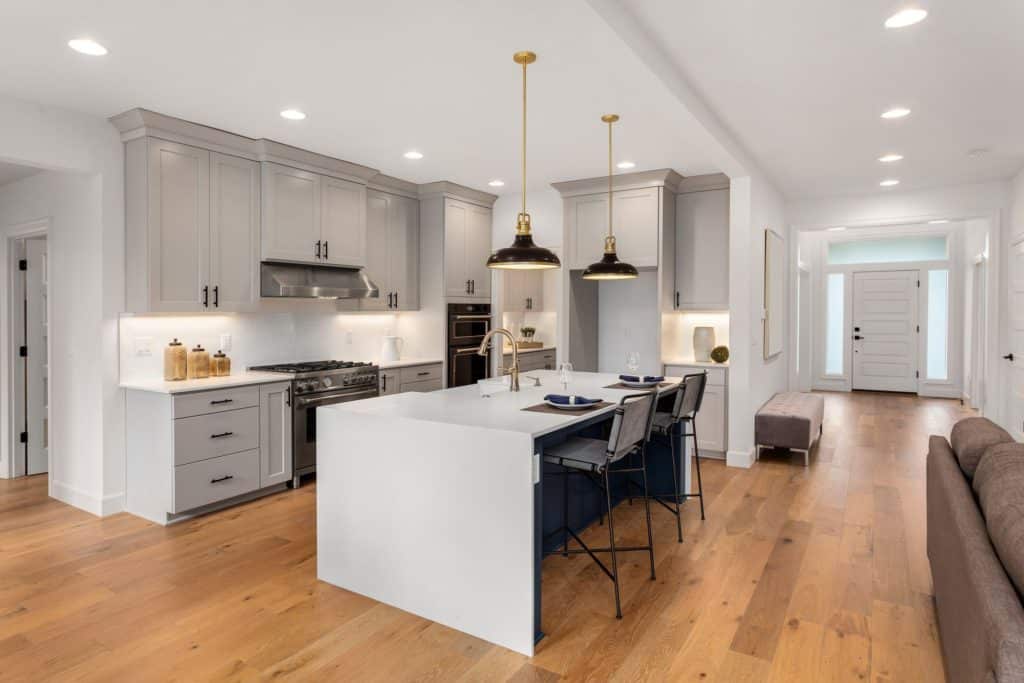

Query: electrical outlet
<box><xmin>134</xmin><ymin>337</ymin><xmax>153</xmax><ymax>357</ymax></box>
<box><xmin>219</xmin><ymin>334</ymin><xmax>232</xmax><ymax>352</ymax></box>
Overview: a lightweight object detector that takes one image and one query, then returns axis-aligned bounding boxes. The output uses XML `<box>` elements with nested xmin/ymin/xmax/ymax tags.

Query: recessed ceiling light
<box><xmin>403</xmin><ymin>150</ymin><xmax>424</xmax><ymax>160</ymax></box>
<box><xmin>881</xmin><ymin>107</ymin><xmax>911</xmax><ymax>119</ymax></box>
<box><xmin>488</xmin><ymin>179</ymin><xmax>505</xmax><ymax>187</ymax></box>
<box><xmin>878</xmin><ymin>153</ymin><xmax>904</xmax><ymax>163</ymax></box>
<box><xmin>880</xmin><ymin>179</ymin><xmax>901</xmax><ymax>187</ymax></box>
<box><xmin>827</xmin><ymin>226</ymin><xmax>847</xmax><ymax>232</ymax></box>
<box><xmin>928</xmin><ymin>219</ymin><xmax>950</xmax><ymax>224</ymax></box>
<box><xmin>280</xmin><ymin>109</ymin><xmax>306</xmax><ymax>121</ymax></box>
<box><xmin>67</xmin><ymin>38</ymin><xmax>108</xmax><ymax>56</ymax></box>
<box><xmin>885</xmin><ymin>8</ymin><xmax>928</xmax><ymax>29</ymax></box>
<box><xmin>617</xmin><ymin>161</ymin><xmax>636</xmax><ymax>170</ymax></box>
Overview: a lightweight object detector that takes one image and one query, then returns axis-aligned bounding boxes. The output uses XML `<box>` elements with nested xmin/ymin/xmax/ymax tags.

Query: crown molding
<box><xmin>367</xmin><ymin>174</ymin><xmax>420</xmax><ymax>199</ymax></box>
<box><xmin>550</xmin><ymin>168</ymin><xmax>685</xmax><ymax>198</ymax></box>
<box><xmin>417</xmin><ymin>181</ymin><xmax>498</xmax><ymax>208</ymax></box>
<box><xmin>677</xmin><ymin>173</ymin><xmax>730</xmax><ymax>194</ymax></box>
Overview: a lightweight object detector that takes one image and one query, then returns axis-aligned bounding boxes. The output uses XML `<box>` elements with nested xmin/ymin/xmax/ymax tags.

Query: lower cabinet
<box><xmin>125</xmin><ymin>381</ymin><xmax>293</xmax><ymax>524</ymax></box>
<box><xmin>664</xmin><ymin>364</ymin><xmax>728</xmax><ymax>457</ymax></box>
<box><xmin>381</xmin><ymin>362</ymin><xmax>443</xmax><ymax>395</ymax></box>
<box><xmin>506</xmin><ymin>348</ymin><xmax>556</xmax><ymax>373</ymax></box>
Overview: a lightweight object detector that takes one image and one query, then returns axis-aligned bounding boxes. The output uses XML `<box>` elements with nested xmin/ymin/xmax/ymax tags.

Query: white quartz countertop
<box><xmin>322</xmin><ymin>370</ymin><xmax>681</xmax><ymax>439</ymax></box>
<box><xmin>663</xmin><ymin>358</ymin><xmax>729</xmax><ymax>368</ymax></box>
<box><xmin>120</xmin><ymin>371</ymin><xmax>288</xmax><ymax>394</ymax></box>
<box><xmin>502</xmin><ymin>346</ymin><xmax>555</xmax><ymax>355</ymax></box>
<box><xmin>376</xmin><ymin>358</ymin><xmax>443</xmax><ymax>370</ymax></box>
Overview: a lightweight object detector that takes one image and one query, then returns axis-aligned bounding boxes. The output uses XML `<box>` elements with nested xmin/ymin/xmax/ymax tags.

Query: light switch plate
<box><xmin>134</xmin><ymin>336</ymin><xmax>153</xmax><ymax>357</ymax></box>
<box><xmin>219</xmin><ymin>334</ymin><xmax>232</xmax><ymax>352</ymax></box>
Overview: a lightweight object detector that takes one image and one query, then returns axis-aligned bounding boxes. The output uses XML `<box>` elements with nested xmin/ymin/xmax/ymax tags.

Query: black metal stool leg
<box><xmin>604</xmin><ymin>467</ymin><xmax>622</xmax><ymax>619</ymax></box>
<box><xmin>668</xmin><ymin>425</ymin><xmax>683</xmax><ymax>542</ymax></box>
<box><xmin>691</xmin><ymin>424</ymin><xmax>705</xmax><ymax>521</ymax></box>
<box><xmin>562</xmin><ymin>468</ymin><xmax>569</xmax><ymax>557</ymax></box>
<box><xmin>641</xmin><ymin>448</ymin><xmax>656</xmax><ymax>580</ymax></box>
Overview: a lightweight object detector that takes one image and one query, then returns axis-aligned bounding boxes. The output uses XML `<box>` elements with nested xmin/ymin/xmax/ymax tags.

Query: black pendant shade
<box><xmin>581</xmin><ymin>113</ymin><xmax>637</xmax><ymax>281</ymax></box>
<box><xmin>487</xmin><ymin>231</ymin><xmax>561</xmax><ymax>270</ymax></box>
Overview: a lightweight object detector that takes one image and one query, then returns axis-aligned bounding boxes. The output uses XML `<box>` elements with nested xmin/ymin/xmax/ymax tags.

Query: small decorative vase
<box><xmin>693</xmin><ymin>326</ymin><xmax>716</xmax><ymax>362</ymax></box>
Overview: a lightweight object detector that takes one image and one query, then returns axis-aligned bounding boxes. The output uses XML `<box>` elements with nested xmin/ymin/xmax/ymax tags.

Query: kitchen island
<box><xmin>316</xmin><ymin>370</ymin><xmax>687</xmax><ymax>656</ymax></box>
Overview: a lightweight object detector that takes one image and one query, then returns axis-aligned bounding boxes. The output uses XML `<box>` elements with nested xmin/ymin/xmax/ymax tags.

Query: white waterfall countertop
<box><xmin>322</xmin><ymin>370</ymin><xmax>681</xmax><ymax>438</ymax></box>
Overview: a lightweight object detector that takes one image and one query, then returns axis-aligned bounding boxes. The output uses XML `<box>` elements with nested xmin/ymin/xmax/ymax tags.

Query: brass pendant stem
<box><xmin>607</xmin><ymin>117</ymin><xmax>613</xmax><ymax>240</ymax></box>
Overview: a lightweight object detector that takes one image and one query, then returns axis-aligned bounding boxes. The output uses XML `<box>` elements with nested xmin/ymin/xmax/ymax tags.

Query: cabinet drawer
<box><xmin>173</xmin><ymin>406</ymin><xmax>259</xmax><ymax>466</ymax></box>
<box><xmin>401</xmin><ymin>377</ymin><xmax>442</xmax><ymax>393</ymax></box>
<box><xmin>174</xmin><ymin>386</ymin><xmax>260</xmax><ymax>418</ymax></box>
<box><xmin>173</xmin><ymin>449</ymin><xmax>260</xmax><ymax>513</ymax></box>
<box><xmin>399</xmin><ymin>363</ymin><xmax>441</xmax><ymax>384</ymax></box>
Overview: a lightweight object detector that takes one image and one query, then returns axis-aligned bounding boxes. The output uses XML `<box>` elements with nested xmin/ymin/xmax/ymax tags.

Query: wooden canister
<box><xmin>212</xmin><ymin>350</ymin><xmax>231</xmax><ymax>377</ymax></box>
<box><xmin>163</xmin><ymin>339</ymin><xmax>187</xmax><ymax>381</ymax></box>
<box><xmin>187</xmin><ymin>344</ymin><xmax>210</xmax><ymax>379</ymax></box>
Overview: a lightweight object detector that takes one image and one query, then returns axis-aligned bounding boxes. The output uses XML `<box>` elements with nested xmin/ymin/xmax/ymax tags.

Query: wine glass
<box><xmin>558</xmin><ymin>362</ymin><xmax>574</xmax><ymax>391</ymax></box>
<box><xmin>626</xmin><ymin>352</ymin><xmax>640</xmax><ymax>375</ymax></box>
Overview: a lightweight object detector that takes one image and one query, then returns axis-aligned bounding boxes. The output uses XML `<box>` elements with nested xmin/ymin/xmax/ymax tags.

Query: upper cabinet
<box><xmin>261</xmin><ymin>162</ymin><xmax>366</xmax><ymax>267</ymax></box>
<box><xmin>564</xmin><ymin>186</ymin><xmax>663</xmax><ymax>271</ymax></box>
<box><xmin>674</xmin><ymin>182</ymin><xmax>730</xmax><ymax>310</ymax></box>
<box><xmin>362</xmin><ymin>189</ymin><xmax>419</xmax><ymax>311</ymax></box>
<box><xmin>443</xmin><ymin>198</ymin><xmax>492</xmax><ymax>301</ymax></box>
<box><xmin>124</xmin><ymin>137</ymin><xmax>258</xmax><ymax>313</ymax></box>
<box><xmin>504</xmin><ymin>270</ymin><xmax>544</xmax><ymax>312</ymax></box>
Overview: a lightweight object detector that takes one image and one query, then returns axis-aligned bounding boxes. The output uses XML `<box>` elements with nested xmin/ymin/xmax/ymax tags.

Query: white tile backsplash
<box><xmin>119</xmin><ymin>310</ymin><xmax>436</xmax><ymax>383</ymax></box>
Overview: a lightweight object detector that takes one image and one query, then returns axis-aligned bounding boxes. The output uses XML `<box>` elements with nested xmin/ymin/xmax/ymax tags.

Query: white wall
<box><xmin>0</xmin><ymin>94</ymin><xmax>124</xmax><ymax>515</ymax></box>
<box><xmin>727</xmin><ymin>172</ymin><xmax>789</xmax><ymax>465</ymax></box>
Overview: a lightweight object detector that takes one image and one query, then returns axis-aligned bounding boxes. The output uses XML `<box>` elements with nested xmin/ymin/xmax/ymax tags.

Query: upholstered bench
<box><xmin>755</xmin><ymin>392</ymin><xmax>825</xmax><ymax>466</ymax></box>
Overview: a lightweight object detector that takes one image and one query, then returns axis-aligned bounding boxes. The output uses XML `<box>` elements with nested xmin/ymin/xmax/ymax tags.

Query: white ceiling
<box><xmin>0</xmin><ymin>160</ymin><xmax>41</xmax><ymax>187</ymax></box>
<box><xmin>0</xmin><ymin>0</ymin><xmax>723</xmax><ymax>195</ymax></box>
<box><xmin>621</xmin><ymin>0</ymin><xmax>1024</xmax><ymax>198</ymax></box>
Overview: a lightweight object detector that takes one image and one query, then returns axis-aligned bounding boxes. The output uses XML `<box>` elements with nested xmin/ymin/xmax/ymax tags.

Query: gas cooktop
<box><xmin>250</xmin><ymin>360</ymin><xmax>375</xmax><ymax>374</ymax></box>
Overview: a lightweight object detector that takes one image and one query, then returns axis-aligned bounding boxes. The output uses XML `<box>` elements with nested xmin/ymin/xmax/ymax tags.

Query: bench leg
<box><xmin>802</xmin><ymin>449</ymin><xmax>809</xmax><ymax>467</ymax></box>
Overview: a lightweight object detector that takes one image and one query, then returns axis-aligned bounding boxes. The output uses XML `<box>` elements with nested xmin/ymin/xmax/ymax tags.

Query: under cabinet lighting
<box><xmin>827</xmin><ymin>226</ymin><xmax>847</xmax><ymax>232</ymax></box>
<box><xmin>881</xmin><ymin>107</ymin><xmax>911</xmax><ymax>119</ymax></box>
<box><xmin>68</xmin><ymin>39</ymin><xmax>107</xmax><ymax>56</ymax></box>
<box><xmin>928</xmin><ymin>219</ymin><xmax>950</xmax><ymax>224</ymax></box>
<box><xmin>885</xmin><ymin>8</ymin><xmax>928</xmax><ymax>29</ymax></box>
<box><xmin>280</xmin><ymin>109</ymin><xmax>306</xmax><ymax>121</ymax></box>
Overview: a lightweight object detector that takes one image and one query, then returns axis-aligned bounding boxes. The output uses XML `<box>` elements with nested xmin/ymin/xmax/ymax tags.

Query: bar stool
<box><xmin>543</xmin><ymin>391</ymin><xmax>657</xmax><ymax>619</ymax></box>
<box><xmin>649</xmin><ymin>372</ymin><xmax>708</xmax><ymax>542</ymax></box>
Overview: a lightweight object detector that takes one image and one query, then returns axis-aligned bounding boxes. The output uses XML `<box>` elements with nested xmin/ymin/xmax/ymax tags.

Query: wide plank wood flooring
<box><xmin>0</xmin><ymin>391</ymin><xmax>969</xmax><ymax>681</ymax></box>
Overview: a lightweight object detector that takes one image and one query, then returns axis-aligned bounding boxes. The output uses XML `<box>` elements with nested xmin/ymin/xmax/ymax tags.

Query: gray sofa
<box><xmin>928</xmin><ymin>417</ymin><xmax>1024</xmax><ymax>682</ymax></box>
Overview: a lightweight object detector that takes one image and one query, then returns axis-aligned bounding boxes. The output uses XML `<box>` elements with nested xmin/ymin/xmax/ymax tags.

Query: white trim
<box><xmin>726</xmin><ymin>447</ymin><xmax>755</xmax><ymax>469</ymax></box>
<box><xmin>1</xmin><ymin>218</ymin><xmax>49</xmax><ymax>480</ymax></box>
<box><xmin>49</xmin><ymin>478</ymin><xmax>124</xmax><ymax>516</ymax></box>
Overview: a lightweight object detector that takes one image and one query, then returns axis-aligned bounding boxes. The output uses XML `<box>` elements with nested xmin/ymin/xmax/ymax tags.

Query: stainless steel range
<box><xmin>248</xmin><ymin>360</ymin><xmax>379</xmax><ymax>487</ymax></box>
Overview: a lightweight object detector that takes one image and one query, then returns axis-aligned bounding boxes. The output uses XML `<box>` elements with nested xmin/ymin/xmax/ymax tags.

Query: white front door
<box><xmin>1007</xmin><ymin>240</ymin><xmax>1024</xmax><ymax>439</ymax></box>
<box><xmin>25</xmin><ymin>237</ymin><xmax>48</xmax><ymax>475</ymax></box>
<box><xmin>852</xmin><ymin>270</ymin><xmax>919</xmax><ymax>393</ymax></box>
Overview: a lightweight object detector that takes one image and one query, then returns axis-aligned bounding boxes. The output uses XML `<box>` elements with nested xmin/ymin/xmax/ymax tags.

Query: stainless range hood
<box><xmin>260</xmin><ymin>262</ymin><xmax>379</xmax><ymax>300</ymax></box>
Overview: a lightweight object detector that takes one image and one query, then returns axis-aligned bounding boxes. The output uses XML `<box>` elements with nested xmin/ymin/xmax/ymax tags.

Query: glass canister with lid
<box><xmin>211</xmin><ymin>350</ymin><xmax>231</xmax><ymax>377</ymax></box>
<box><xmin>187</xmin><ymin>344</ymin><xmax>211</xmax><ymax>379</ymax></box>
<box><xmin>163</xmin><ymin>339</ymin><xmax>187</xmax><ymax>381</ymax></box>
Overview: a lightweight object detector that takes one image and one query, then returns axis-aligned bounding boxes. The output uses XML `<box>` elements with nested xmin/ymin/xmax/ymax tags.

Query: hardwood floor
<box><xmin>0</xmin><ymin>391</ymin><xmax>969</xmax><ymax>681</ymax></box>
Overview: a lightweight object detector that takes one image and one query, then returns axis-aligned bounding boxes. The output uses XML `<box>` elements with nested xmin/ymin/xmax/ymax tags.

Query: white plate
<box><xmin>544</xmin><ymin>399</ymin><xmax>599</xmax><ymax>410</ymax></box>
<box><xmin>620</xmin><ymin>379</ymin><xmax>660</xmax><ymax>388</ymax></box>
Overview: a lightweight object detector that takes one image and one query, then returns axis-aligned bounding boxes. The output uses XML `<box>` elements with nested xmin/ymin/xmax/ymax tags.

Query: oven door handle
<box><xmin>296</xmin><ymin>388</ymin><xmax>378</xmax><ymax>408</ymax></box>
<box><xmin>453</xmin><ymin>315</ymin><xmax>492</xmax><ymax>320</ymax></box>
<box><xmin>452</xmin><ymin>347</ymin><xmax>483</xmax><ymax>357</ymax></box>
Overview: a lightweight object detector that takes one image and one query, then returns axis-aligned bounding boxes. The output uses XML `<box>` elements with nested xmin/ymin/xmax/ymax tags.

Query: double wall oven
<box><xmin>447</xmin><ymin>303</ymin><xmax>492</xmax><ymax>387</ymax></box>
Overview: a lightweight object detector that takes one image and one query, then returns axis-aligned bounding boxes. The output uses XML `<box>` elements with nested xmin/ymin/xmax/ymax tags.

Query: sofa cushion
<box><xmin>950</xmin><ymin>417</ymin><xmax>1013</xmax><ymax>477</ymax></box>
<box><xmin>973</xmin><ymin>442</ymin><xmax>1024</xmax><ymax>598</ymax></box>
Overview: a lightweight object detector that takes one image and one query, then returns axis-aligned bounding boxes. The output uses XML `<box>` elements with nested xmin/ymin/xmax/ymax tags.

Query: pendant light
<box><xmin>582</xmin><ymin>114</ymin><xmax>638</xmax><ymax>280</ymax></box>
<box><xmin>486</xmin><ymin>51</ymin><xmax>561</xmax><ymax>271</ymax></box>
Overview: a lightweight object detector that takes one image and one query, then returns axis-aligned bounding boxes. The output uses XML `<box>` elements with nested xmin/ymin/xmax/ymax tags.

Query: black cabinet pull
<box><xmin>381</xmin><ymin>374</ymin><xmax>387</xmax><ymax>392</ymax></box>
<box><xmin>394</xmin><ymin>291</ymin><xmax>399</xmax><ymax>309</ymax></box>
<box><xmin>1004</xmin><ymin>353</ymin><xmax>1016</xmax><ymax>362</ymax></box>
<box><xmin>417</xmin><ymin>371</ymin><xmax>430</xmax><ymax>377</ymax></box>
<box><xmin>213</xmin><ymin>285</ymin><xmax>219</xmax><ymax>307</ymax></box>
<box><xmin>210</xmin><ymin>431</ymin><xmax>234</xmax><ymax>439</ymax></box>
<box><xmin>202</xmin><ymin>285</ymin><xmax>209</xmax><ymax>307</ymax></box>
<box><xmin>466</xmin><ymin>279</ymin><xmax>471</xmax><ymax>294</ymax></box>
<box><xmin>324</xmin><ymin>241</ymin><xmax>329</xmax><ymax>260</ymax></box>
<box><xmin>210</xmin><ymin>475</ymin><xmax>234</xmax><ymax>484</ymax></box>
<box><xmin>853</xmin><ymin>335</ymin><xmax>863</xmax><ymax>341</ymax></box>
<box><xmin>285</xmin><ymin>387</ymin><xmax>291</xmax><ymax>407</ymax></box>
<box><xmin>675</xmin><ymin>291</ymin><xmax>679</xmax><ymax>308</ymax></box>
<box><xmin>209</xmin><ymin>398</ymin><xmax>234</xmax><ymax>405</ymax></box>
<box><xmin>315</xmin><ymin>240</ymin><xmax>322</xmax><ymax>259</ymax></box>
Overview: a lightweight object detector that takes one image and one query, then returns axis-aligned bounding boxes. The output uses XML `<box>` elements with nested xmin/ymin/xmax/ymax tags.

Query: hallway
<box><xmin>0</xmin><ymin>391</ymin><xmax>970</xmax><ymax>681</ymax></box>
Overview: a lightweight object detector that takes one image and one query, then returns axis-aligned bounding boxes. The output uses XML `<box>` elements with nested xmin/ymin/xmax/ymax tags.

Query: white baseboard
<box><xmin>50</xmin><ymin>479</ymin><xmax>125</xmax><ymax>517</ymax></box>
<box><xmin>726</xmin><ymin>448</ymin><xmax>755</xmax><ymax>469</ymax></box>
